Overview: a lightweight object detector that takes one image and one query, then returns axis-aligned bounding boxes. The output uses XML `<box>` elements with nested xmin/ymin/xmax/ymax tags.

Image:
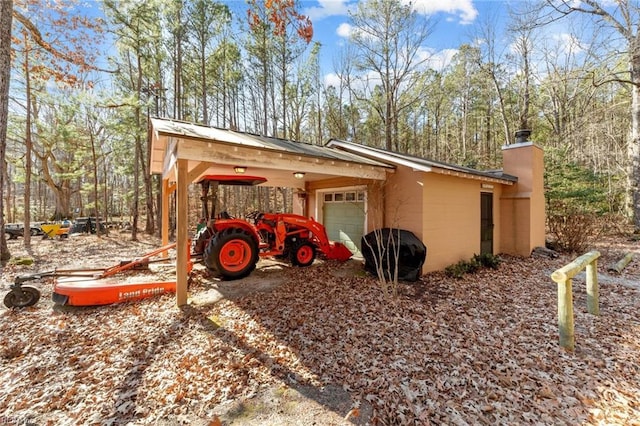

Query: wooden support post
<box><xmin>557</xmin><ymin>278</ymin><xmax>575</xmax><ymax>351</ymax></box>
<box><xmin>586</xmin><ymin>260</ymin><xmax>599</xmax><ymax>316</ymax></box>
<box><xmin>551</xmin><ymin>250</ymin><xmax>600</xmax><ymax>351</ymax></box>
<box><xmin>176</xmin><ymin>159</ymin><xmax>189</xmax><ymax>307</ymax></box>
<box><xmin>161</xmin><ymin>178</ymin><xmax>170</xmax><ymax>258</ymax></box>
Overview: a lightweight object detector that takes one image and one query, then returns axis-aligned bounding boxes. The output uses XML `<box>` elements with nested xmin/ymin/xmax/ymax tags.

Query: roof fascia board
<box><xmin>173</xmin><ymin>136</ymin><xmax>388</xmax><ymax>180</ymax></box>
<box><xmin>328</xmin><ymin>139</ymin><xmax>515</xmax><ymax>185</ymax></box>
<box><xmin>430</xmin><ymin>168</ymin><xmax>515</xmax><ymax>185</ymax></box>
<box><xmin>327</xmin><ymin>139</ymin><xmax>429</xmax><ymax>172</ymax></box>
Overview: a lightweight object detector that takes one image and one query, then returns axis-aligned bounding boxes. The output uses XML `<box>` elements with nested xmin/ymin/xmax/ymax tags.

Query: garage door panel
<box><xmin>323</xmin><ymin>202</ymin><xmax>364</xmax><ymax>255</ymax></box>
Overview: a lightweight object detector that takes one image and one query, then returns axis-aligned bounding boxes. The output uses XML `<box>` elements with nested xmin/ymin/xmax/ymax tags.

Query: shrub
<box><xmin>445</xmin><ymin>254</ymin><xmax>502</xmax><ymax>279</ymax></box>
<box><xmin>473</xmin><ymin>253</ymin><xmax>501</xmax><ymax>269</ymax></box>
<box><xmin>444</xmin><ymin>262</ymin><xmax>467</xmax><ymax>279</ymax></box>
<box><xmin>445</xmin><ymin>258</ymin><xmax>481</xmax><ymax>279</ymax></box>
<box><xmin>547</xmin><ymin>209</ymin><xmax>600</xmax><ymax>253</ymax></box>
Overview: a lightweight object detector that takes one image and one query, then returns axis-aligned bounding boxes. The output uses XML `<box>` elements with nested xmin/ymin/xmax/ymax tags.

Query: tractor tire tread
<box><xmin>204</xmin><ymin>227</ymin><xmax>259</xmax><ymax>280</ymax></box>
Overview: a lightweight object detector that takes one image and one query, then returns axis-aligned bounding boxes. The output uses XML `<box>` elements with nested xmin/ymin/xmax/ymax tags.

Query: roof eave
<box><xmin>327</xmin><ymin>139</ymin><xmax>517</xmax><ymax>185</ymax></box>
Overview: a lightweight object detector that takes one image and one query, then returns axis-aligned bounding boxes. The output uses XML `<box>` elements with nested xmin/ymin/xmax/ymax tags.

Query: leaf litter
<box><xmin>0</xmin><ymin>233</ymin><xmax>639</xmax><ymax>425</ymax></box>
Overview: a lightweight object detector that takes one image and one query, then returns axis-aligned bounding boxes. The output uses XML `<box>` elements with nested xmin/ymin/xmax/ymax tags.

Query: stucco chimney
<box><xmin>500</xmin><ymin>131</ymin><xmax>546</xmax><ymax>256</ymax></box>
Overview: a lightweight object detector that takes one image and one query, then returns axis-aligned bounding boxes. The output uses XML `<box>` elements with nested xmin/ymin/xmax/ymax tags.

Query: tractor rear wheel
<box><xmin>204</xmin><ymin>228</ymin><xmax>259</xmax><ymax>279</ymax></box>
<box><xmin>3</xmin><ymin>286</ymin><xmax>41</xmax><ymax>309</ymax></box>
<box><xmin>290</xmin><ymin>241</ymin><xmax>316</xmax><ymax>267</ymax></box>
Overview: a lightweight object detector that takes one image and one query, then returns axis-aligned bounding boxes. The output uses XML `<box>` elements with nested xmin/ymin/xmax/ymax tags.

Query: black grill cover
<box><xmin>361</xmin><ymin>228</ymin><xmax>427</xmax><ymax>282</ymax></box>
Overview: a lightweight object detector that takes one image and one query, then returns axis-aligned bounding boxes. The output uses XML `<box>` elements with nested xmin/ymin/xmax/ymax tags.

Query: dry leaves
<box><xmin>1</xmin><ymin>234</ymin><xmax>639</xmax><ymax>425</ymax></box>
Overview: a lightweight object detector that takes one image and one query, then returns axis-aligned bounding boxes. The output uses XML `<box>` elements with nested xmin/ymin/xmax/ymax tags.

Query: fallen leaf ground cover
<box><xmin>1</xmin><ymin>233</ymin><xmax>639</xmax><ymax>425</ymax></box>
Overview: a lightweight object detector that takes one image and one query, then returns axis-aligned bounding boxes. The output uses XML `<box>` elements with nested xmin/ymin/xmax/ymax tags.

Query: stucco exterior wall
<box><xmin>382</xmin><ymin>165</ymin><xmax>424</xmax><ymax>238</ymax></box>
<box><xmin>420</xmin><ymin>173</ymin><xmax>501</xmax><ymax>272</ymax></box>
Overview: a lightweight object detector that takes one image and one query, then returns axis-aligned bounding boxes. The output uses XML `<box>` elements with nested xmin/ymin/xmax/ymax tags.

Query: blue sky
<box><xmin>230</xmin><ymin>0</ymin><xmax>512</xmax><ymax>84</ymax></box>
<box><xmin>285</xmin><ymin>0</ymin><xmax>511</xmax><ymax>85</ymax></box>
<box><xmin>70</xmin><ymin>0</ymin><xmax>513</xmax><ymax>86</ymax></box>
<box><xmin>300</xmin><ymin>0</ymin><xmax>488</xmax><ymax>49</ymax></box>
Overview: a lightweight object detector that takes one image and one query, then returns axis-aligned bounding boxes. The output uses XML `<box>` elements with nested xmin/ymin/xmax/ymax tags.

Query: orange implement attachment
<box><xmin>52</xmin><ymin>242</ymin><xmax>190</xmax><ymax>306</ymax></box>
<box><xmin>97</xmin><ymin>243</ymin><xmax>183</xmax><ymax>279</ymax></box>
<box><xmin>54</xmin><ymin>278</ymin><xmax>176</xmax><ymax>306</ymax></box>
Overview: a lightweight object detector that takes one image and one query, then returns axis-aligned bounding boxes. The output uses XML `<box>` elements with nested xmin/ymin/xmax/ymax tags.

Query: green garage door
<box><xmin>322</xmin><ymin>190</ymin><xmax>365</xmax><ymax>256</ymax></box>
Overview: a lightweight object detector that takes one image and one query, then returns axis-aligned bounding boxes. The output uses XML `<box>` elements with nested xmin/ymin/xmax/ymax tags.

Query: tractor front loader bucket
<box><xmin>324</xmin><ymin>242</ymin><xmax>353</xmax><ymax>262</ymax></box>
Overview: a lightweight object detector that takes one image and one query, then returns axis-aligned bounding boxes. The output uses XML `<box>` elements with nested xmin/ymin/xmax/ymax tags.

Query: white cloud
<box><xmin>323</xmin><ymin>69</ymin><xmax>381</xmax><ymax>92</ymax></box>
<box><xmin>304</xmin><ymin>0</ymin><xmax>351</xmax><ymax>21</ymax></box>
<box><xmin>323</xmin><ymin>72</ymin><xmax>342</xmax><ymax>88</ymax></box>
<box><xmin>305</xmin><ymin>0</ymin><xmax>478</xmax><ymax>24</ymax></box>
<box><xmin>336</xmin><ymin>22</ymin><xmax>353</xmax><ymax>38</ymax></box>
<box><xmin>426</xmin><ymin>48</ymin><xmax>459</xmax><ymax>71</ymax></box>
<box><xmin>414</xmin><ymin>47</ymin><xmax>459</xmax><ymax>71</ymax></box>
<box><xmin>405</xmin><ymin>0</ymin><xmax>478</xmax><ymax>25</ymax></box>
<box><xmin>551</xmin><ymin>32</ymin><xmax>585</xmax><ymax>55</ymax></box>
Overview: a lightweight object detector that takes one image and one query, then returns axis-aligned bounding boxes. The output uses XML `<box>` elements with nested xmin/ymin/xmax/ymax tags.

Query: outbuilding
<box><xmin>150</xmin><ymin>118</ymin><xmax>545</xmax><ymax>306</ymax></box>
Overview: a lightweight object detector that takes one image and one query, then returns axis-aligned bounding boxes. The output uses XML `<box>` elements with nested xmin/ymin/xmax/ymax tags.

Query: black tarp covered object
<box><xmin>361</xmin><ymin>228</ymin><xmax>427</xmax><ymax>282</ymax></box>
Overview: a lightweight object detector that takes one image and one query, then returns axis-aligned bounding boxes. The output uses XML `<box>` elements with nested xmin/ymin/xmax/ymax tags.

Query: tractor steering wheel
<box><xmin>246</xmin><ymin>210</ymin><xmax>263</xmax><ymax>224</ymax></box>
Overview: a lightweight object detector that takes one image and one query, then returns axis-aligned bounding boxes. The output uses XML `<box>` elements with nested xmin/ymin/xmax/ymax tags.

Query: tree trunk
<box><xmin>0</xmin><ymin>0</ymin><xmax>13</xmax><ymax>260</ymax></box>
<box><xmin>630</xmin><ymin>45</ymin><xmax>640</xmax><ymax>231</ymax></box>
<box><xmin>262</xmin><ymin>29</ymin><xmax>269</xmax><ymax>135</ymax></box>
<box><xmin>280</xmin><ymin>37</ymin><xmax>287</xmax><ymax>138</ymax></box>
<box><xmin>201</xmin><ymin>43</ymin><xmax>208</xmax><ymax>124</ymax></box>
<box><xmin>102</xmin><ymin>153</ymin><xmax>110</xmax><ymax>235</ymax></box>
<box><xmin>23</xmin><ymin>35</ymin><xmax>32</xmax><ymax>247</ymax></box>
<box><xmin>131</xmin><ymin>49</ymin><xmax>142</xmax><ymax>241</ymax></box>
<box><xmin>5</xmin><ymin>164</ymin><xmax>12</xmax><ymax>223</ymax></box>
<box><xmin>89</xmin><ymin>129</ymin><xmax>101</xmax><ymax>236</ymax></box>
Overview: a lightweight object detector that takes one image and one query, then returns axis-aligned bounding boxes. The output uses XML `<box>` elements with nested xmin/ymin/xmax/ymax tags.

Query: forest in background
<box><xmin>1</xmin><ymin>0</ymin><xmax>638</xmax><ymax>255</ymax></box>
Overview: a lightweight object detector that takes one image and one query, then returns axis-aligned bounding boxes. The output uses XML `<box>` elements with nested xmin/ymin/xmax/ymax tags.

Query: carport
<box><xmin>149</xmin><ymin>118</ymin><xmax>393</xmax><ymax>306</ymax></box>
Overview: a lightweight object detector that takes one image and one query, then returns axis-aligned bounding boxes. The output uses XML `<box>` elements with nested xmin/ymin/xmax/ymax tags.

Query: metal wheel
<box><xmin>204</xmin><ymin>228</ymin><xmax>259</xmax><ymax>279</ymax></box>
<box><xmin>290</xmin><ymin>241</ymin><xmax>316</xmax><ymax>267</ymax></box>
<box><xmin>3</xmin><ymin>286</ymin><xmax>41</xmax><ymax>309</ymax></box>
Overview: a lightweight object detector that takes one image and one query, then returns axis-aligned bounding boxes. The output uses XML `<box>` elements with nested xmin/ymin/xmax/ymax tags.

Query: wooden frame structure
<box><xmin>149</xmin><ymin>118</ymin><xmax>392</xmax><ymax>306</ymax></box>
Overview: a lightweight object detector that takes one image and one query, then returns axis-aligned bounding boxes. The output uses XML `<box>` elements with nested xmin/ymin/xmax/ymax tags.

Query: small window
<box><xmin>334</xmin><ymin>193</ymin><xmax>344</xmax><ymax>202</ymax></box>
<box><xmin>357</xmin><ymin>191</ymin><xmax>365</xmax><ymax>201</ymax></box>
<box><xmin>324</xmin><ymin>193</ymin><xmax>333</xmax><ymax>202</ymax></box>
<box><xmin>345</xmin><ymin>192</ymin><xmax>356</xmax><ymax>202</ymax></box>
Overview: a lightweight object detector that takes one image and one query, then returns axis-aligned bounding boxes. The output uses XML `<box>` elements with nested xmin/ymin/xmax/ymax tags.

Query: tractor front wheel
<box><xmin>290</xmin><ymin>241</ymin><xmax>316</xmax><ymax>267</ymax></box>
<box><xmin>204</xmin><ymin>228</ymin><xmax>259</xmax><ymax>280</ymax></box>
<box><xmin>3</xmin><ymin>286</ymin><xmax>41</xmax><ymax>309</ymax></box>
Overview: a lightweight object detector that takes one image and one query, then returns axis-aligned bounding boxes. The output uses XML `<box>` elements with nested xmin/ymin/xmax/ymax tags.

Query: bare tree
<box><xmin>546</xmin><ymin>0</ymin><xmax>640</xmax><ymax>231</ymax></box>
<box><xmin>474</xmin><ymin>10</ymin><xmax>513</xmax><ymax>146</ymax></box>
<box><xmin>348</xmin><ymin>0</ymin><xmax>435</xmax><ymax>151</ymax></box>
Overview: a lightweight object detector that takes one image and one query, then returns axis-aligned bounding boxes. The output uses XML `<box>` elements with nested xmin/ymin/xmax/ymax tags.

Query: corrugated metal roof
<box><xmin>151</xmin><ymin>118</ymin><xmax>393</xmax><ymax>169</ymax></box>
<box><xmin>326</xmin><ymin>139</ymin><xmax>518</xmax><ymax>183</ymax></box>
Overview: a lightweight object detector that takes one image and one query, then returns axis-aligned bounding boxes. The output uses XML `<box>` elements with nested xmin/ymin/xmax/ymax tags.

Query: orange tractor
<box><xmin>194</xmin><ymin>175</ymin><xmax>353</xmax><ymax>279</ymax></box>
<box><xmin>2</xmin><ymin>176</ymin><xmax>352</xmax><ymax>309</ymax></box>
